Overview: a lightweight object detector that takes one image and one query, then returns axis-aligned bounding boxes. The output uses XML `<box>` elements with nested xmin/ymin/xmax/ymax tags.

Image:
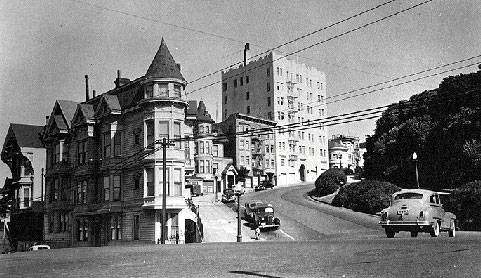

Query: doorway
<box><xmin>299</xmin><ymin>164</ymin><xmax>306</xmax><ymax>182</ymax></box>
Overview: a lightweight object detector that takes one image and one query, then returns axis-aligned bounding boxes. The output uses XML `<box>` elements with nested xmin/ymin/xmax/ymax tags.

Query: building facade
<box><xmin>328</xmin><ymin>134</ymin><xmax>361</xmax><ymax>170</ymax></box>
<box><xmin>221</xmin><ymin>52</ymin><xmax>329</xmax><ymax>185</ymax></box>
<box><xmin>214</xmin><ymin>113</ymin><xmax>277</xmax><ymax>189</ymax></box>
<box><xmin>185</xmin><ymin>100</ymin><xmax>232</xmax><ymax>195</ymax></box>
<box><xmin>41</xmin><ymin>39</ymin><xmax>215</xmax><ymax>247</ymax></box>
<box><xmin>1</xmin><ymin>123</ymin><xmax>46</xmax><ymax>243</ymax></box>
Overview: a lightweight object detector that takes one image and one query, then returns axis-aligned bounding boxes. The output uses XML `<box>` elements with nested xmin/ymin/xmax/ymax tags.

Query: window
<box><xmin>267</xmin><ymin>112</ymin><xmax>272</xmax><ymax>120</ymax></box>
<box><xmin>222</xmin><ymin>82</ymin><xmax>227</xmax><ymax>91</ymax></box>
<box><xmin>134</xmin><ymin>175</ymin><xmax>140</xmax><ymax>190</ymax></box>
<box><xmin>245</xmin><ymin>156</ymin><xmax>250</xmax><ymax>166</ymax></box>
<box><xmin>267</xmin><ymin>82</ymin><xmax>270</xmax><ymax>92</ymax></box>
<box><xmin>281</xmin><ymin>159</ymin><xmax>285</xmax><ymax>166</ymax></box>
<box><xmin>246</xmin><ymin>91</ymin><xmax>249</xmax><ymax>100</ymax></box>
<box><xmin>224</xmin><ymin>95</ymin><xmax>227</xmax><ymax>104</ymax></box>
<box><xmin>173</xmin><ymin>84</ymin><xmax>182</xmax><ymax>98</ymax></box>
<box><xmin>158</xmin><ymin>121</ymin><xmax>169</xmax><ymax>142</ymax></box>
<box><xmin>103</xmin><ymin>132</ymin><xmax>111</xmax><ymax>158</ymax></box>
<box><xmin>234</xmin><ymin>79</ymin><xmax>237</xmax><ymax>88</ymax></box>
<box><xmin>111</xmin><ymin>215</ymin><xmax>122</xmax><ymax>240</ymax></box>
<box><xmin>174</xmin><ymin>122</ymin><xmax>181</xmax><ymax>149</ymax></box>
<box><xmin>146</xmin><ymin>168</ymin><xmax>154</xmax><ymax>196</ymax></box>
<box><xmin>78</xmin><ymin>218</ymin><xmax>88</xmax><ymax>241</ymax></box>
<box><xmin>200</xmin><ymin>141</ymin><xmax>205</xmax><ymax>154</ymax></box>
<box><xmin>247</xmin><ymin>106</ymin><xmax>250</xmax><ymax>114</ymax></box>
<box><xmin>213</xmin><ymin>145</ymin><xmax>219</xmax><ymax>157</ymax></box>
<box><xmin>113</xmin><ymin>175</ymin><xmax>121</xmax><ymax>201</ymax></box>
<box><xmin>246</xmin><ymin>76</ymin><xmax>249</xmax><ymax>83</ymax></box>
<box><xmin>161</xmin><ymin>167</ymin><xmax>171</xmax><ymax>195</ymax></box>
<box><xmin>200</xmin><ymin>161</ymin><xmax>205</xmax><ymax>174</ymax></box>
<box><xmin>77</xmin><ymin>141</ymin><xmax>86</xmax><ymax>165</ymax></box>
<box><xmin>267</xmin><ymin>67</ymin><xmax>270</xmax><ymax>76</ymax></box>
<box><xmin>146</xmin><ymin>120</ymin><xmax>154</xmax><ymax>148</ymax></box>
<box><xmin>206</xmin><ymin>160</ymin><xmax>211</xmax><ymax>174</ymax></box>
<box><xmin>267</xmin><ymin>97</ymin><xmax>271</xmax><ymax>106</ymax></box>
<box><xmin>23</xmin><ymin>187</ymin><xmax>30</xmax><ymax>208</ymax></box>
<box><xmin>159</xmin><ymin>83</ymin><xmax>168</xmax><ymax>96</ymax></box>
<box><xmin>213</xmin><ymin>163</ymin><xmax>218</xmax><ymax>174</ymax></box>
<box><xmin>54</xmin><ymin>178</ymin><xmax>59</xmax><ymax>201</ymax></box>
<box><xmin>114</xmin><ymin>131</ymin><xmax>121</xmax><ymax>156</ymax></box>
<box><xmin>240</xmin><ymin>139</ymin><xmax>244</xmax><ymax>149</ymax></box>
<box><xmin>240</xmin><ymin>77</ymin><xmax>244</xmax><ymax>86</ymax></box>
<box><xmin>54</xmin><ymin>143</ymin><xmax>60</xmax><ymax>163</ymax></box>
<box><xmin>206</xmin><ymin>141</ymin><xmax>210</xmax><ymax>154</ymax></box>
<box><xmin>103</xmin><ymin>176</ymin><xmax>110</xmax><ymax>201</ymax></box>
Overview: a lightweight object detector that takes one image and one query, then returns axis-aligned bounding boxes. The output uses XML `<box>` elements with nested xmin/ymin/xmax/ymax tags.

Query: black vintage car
<box><xmin>244</xmin><ymin>201</ymin><xmax>280</xmax><ymax>229</ymax></box>
<box><xmin>221</xmin><ymin>189</ymin><xmax>236</xmax><ymax>203</ymax></box>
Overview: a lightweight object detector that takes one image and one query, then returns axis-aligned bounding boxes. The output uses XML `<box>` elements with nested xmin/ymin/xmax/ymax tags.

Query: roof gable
<box><xmin>145</xmin><ymin>38</ymin><xmax>185</xmax><ymax>81</ymax></box>
<box><xmin>8</xmin><ymin>124</ymin><xmax>44</xmax><ymax>148</ymax></box>
<box><xmin>95</xmin><ymin>94</ymin><xmax>121</xmax><ymax>118</ymax></box>
<box><xmin>72</xmin><ymin>104</ymin><xmax>95</xmax><ymax>126</ymax></box>
<box><xmin>56</xmin><ymin>100</ymin><xmax>79</xmax><ymax>128</ymax></box>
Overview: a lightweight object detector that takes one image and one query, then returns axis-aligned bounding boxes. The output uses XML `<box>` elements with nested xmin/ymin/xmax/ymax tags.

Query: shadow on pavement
<box><xmin>230</xmin><ymin>270</ymin><xmax>283</xmax><ymax>278</ymax></box>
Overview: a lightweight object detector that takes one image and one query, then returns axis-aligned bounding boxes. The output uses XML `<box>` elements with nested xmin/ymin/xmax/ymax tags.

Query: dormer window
<box><xmin>145</xmin><ymin>86</ymin><xmax>153</xmax><ymax>98</ymax></box>
<box><xmin>173</xmin><ymin>84</ymin><xmax>182</xmax><ymax>98</ymax></box>
<box><xmin>158</xmin><ymin>84</ymin><xmax>168</xmax><ymax>96</ymax></box>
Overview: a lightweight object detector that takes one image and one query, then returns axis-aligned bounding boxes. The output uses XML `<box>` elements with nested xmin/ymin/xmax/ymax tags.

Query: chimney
<box><xmin>93</xmin><ymin>90</ymin><xmax>96</xmax><ymax>98</ymax></box>
<box><xmin>115</xmin><ymin>69</ymin><xmax>130</xmax><ymax>88</ymax></box>
<box><xmin>85</xmin><ymin>75</ymin><xmax>89</xmax><ymax>101</ymax></box>
<box><xmin>243</xmin><ymin>43</ymin><xmax>250</xmax><ymax>66</ymax></box>
<box><xmin>45</xmin><ymin>116</ymin><xmax>49</xmax><ymax>125</ymax></box>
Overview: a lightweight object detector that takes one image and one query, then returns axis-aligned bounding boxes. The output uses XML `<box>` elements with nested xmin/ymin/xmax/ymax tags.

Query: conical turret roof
<box><xmin>145</xmin><ymin>38</ymin><xmax>185</xmax><ymax>81</ymax></box>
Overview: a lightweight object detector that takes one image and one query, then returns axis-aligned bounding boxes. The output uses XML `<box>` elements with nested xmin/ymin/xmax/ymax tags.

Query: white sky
<box><xmin>1</xmin><ymin>0</ymin><xmax>481</xmax><ymax>180</ymax></box>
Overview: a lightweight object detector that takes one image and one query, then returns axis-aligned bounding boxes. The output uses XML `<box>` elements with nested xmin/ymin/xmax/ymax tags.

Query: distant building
<box><xmin>357</xmin><ymin>142</ymin><xmax>367</xmax><ymax>169</ymax></box>
<box><xmin>328</xmin><ymin>135</ymin><xmax>361</xmax><ymax>170</ymax></box>
<box><xmin>185</xmin><ymin>100</ymin><xmax>232</xmax><ymax>195</ymax></box>
<box><xmin>214</xmin><ymin>113</ymin><xmax>277</xmax><ymax>189</ymax></box>
<box><xmin>41</xmin><ymin>38</ymin><xmax>229</xmax><ymax>247</ymax></box>
<box><xmin>1</xmin><ymin>123</ymin><xmax>46</xmax><ymax>243</ymax></box>
<box><xmin>221</xmin><ymin>51</ymin><xmax>328</xmax><ymax>185</ymax></box>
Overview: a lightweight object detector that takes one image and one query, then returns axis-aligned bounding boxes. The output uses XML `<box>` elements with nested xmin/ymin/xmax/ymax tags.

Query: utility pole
<box><xmin>413</xmin><ymin>152</ymin><xmax>420</xmax><ymax>189</ymax></box>
<box><xmin>161</xmin><ymin>137</ymin><xmax>174</xmax><ymax>244</ymax></box>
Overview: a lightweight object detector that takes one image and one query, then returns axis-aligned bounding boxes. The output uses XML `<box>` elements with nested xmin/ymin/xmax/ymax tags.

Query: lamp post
<box><xmin>412</xmin><ymin>152</ymin><xmax>420</xmax><ymax>189</ymax></box>
<box><xmin>236</xmin><ymin>192</ymin><xmax>242</xmax><ymax>242</ymax></box>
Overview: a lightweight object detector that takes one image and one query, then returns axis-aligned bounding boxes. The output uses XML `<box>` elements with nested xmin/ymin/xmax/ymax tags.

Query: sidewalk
<box><xmin>193</xmin><ymin>194</ymin><xmax>255</xmax><ymax>243</ymax></box>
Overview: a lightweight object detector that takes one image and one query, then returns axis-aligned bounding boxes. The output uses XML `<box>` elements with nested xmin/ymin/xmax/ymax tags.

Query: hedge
<box><xmin>312</xmin><ymin>168</ymin><xmax>347</xmax><ymax>197</ymax></box>
<box><xmin>443</xmin><ymin>180</ymin><xmax>481</xmax><ymax>231</ymax></box>
<box><xmin>331</xmin><ymin>180</ymin><xmax>400</xmax><ymax>215</ymax></box>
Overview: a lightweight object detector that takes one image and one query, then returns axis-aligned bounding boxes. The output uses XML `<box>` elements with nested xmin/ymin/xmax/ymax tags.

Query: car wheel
<box><xmin>274</xmin><ymin>218</ymin><xmax>280</xmax><ymax>226</ymax></box>
<box><xmin>448</xmin><ymin>220</ymin><xmax>456</xmax><ymax>238</ymax></box>
<box><xmin>430</xmin><ymin>221</ymin><xmax>440</xmax><ymax>237</ymax></box>
<box><xmin>385</xmin><ymin>228</ymin><xmax>395</xmax><ymax>238</ymax></box>
<box><xmin>410</xmin><ymin>231</ymin><xmax>418</xmax><ymax>237</ymax></box>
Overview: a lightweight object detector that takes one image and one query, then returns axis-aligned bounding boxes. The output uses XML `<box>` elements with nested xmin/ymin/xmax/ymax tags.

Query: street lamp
<box><xmin>236</xmin><ymin>191</ymin><xmax>242</xmax><ymax>242</ymax></box>
<box><xmin>412</xmin><ymin>152</ymin><xmax>420</xmax><ymax>189</ymax></box>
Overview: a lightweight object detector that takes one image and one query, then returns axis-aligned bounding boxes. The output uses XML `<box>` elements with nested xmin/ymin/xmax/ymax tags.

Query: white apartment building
<box><xmin>222</xmin><ymin>52</ymin><xmax>329</xmax><ymax>186</ymax></box>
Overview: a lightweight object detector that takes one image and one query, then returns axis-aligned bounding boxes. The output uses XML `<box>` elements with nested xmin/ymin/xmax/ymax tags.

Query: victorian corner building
<box><xmin>40</xmin><ymin>39</ymin><xmax>225</xmax><ymax>247</ymax></box>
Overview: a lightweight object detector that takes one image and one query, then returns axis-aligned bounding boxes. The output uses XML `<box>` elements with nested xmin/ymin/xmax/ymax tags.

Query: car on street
<box><xmin>244</xmin><ymin>201</ymin><xmax>280</xmax><ymax>230</ymax></box>
<box><xmin>221</xmin><ymin>188</ymin><xmax>236</xmax><ymax>203</ymax></box>
<box><xmin>379</xmin><ymin>189</ymin><xmax>456</xmax><ymax>238</ymax></box>
<box><xmin>27</xmin><ymin>244</ymin><xmax>51</xmax><ymax>251</ymax></box>
<box><xmin>254</xmin><ymin>180</ymin><xmax>274</xmax><ymax>191</ymax></box>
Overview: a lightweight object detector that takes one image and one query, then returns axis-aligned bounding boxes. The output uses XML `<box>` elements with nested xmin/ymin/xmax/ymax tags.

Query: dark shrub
<box><xmin>443</xmin><ymin>181</ymin><xmax>481</xmax><ymax>231</ymax></box>
<box><xmin>343</xmin><ymin>168</ymin><xmax>354</xmax><ymax>175</ymax></box>
<box><xmin>312</xmin><ymin>168</ymin><xmax>347</xmax><ymax>197</ymax></box>
<box><xmin>331</xmin><ymin>180</ymin><xmax>400</xmax><ymax>215</ymax></box>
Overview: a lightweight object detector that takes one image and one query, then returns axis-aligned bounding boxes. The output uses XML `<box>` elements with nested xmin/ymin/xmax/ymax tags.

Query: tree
<box><xmin>364</xmin><ymin>69</ymin><xmax>481</xmax><ymax>189</ymax></box>
<box><xmin>312</xmin><ymin>168</ymin><xmax>346</xmax><ymax>197</ymax></box>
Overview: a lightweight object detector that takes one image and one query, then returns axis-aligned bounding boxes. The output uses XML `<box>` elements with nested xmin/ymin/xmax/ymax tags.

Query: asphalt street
<box><xmin>3</xmin><ymin>185</ymin><xmax>481</xmax><ymax>277</ymax></box>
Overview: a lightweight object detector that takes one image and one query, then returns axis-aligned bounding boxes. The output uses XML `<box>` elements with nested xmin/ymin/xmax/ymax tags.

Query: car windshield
<box><xmin>394</xmin><ymin>193</ymin><xmax>423</xmax><ymax>200</ymax></box>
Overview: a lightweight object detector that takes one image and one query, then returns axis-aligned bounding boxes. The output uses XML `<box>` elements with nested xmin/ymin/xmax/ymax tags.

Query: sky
<box><xmin>1</xmin><ymin>0</ymin><xmax>481</xmax><ymax>180</ymax></box>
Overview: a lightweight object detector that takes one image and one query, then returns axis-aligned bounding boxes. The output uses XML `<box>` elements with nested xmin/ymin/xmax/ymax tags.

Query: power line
<box><xmin>187</xmin><ymin>0</ymin><xmax>401</xmax><ymax>85</ymax></box>
<box><xmin>186</xmin><ymin>0</ymin><xmax>435</xmax><ymax>96</ymax></box>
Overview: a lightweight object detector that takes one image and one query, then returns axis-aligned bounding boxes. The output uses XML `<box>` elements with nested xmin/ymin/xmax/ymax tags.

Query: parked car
<box><xmin>255</xmin><ymin>180</ymin><xmax>274</xmax><ymax>191</ymax></box>
<box><xmin>190</xmin><ymin>183</ymin><xmax>203</xmax><ymax>197</ymax></box>
<box><xmin>27</xmin><ymin>244</ymin><xmax>50</xmax><ymax>251</ymax></box>
<box><xmin>244</xmin><ymin>201</ymin><xmax>280</xmax><ymax>230</ymax></box>
<box><xmin>379</xmin><ymin>189</ymin><xmax>456</xmax><ymax>238</ymax></box>
<box><xmin>221</xmin><ymin>189</ymin><xmax>236</xmax><ymax>203</ymax></box>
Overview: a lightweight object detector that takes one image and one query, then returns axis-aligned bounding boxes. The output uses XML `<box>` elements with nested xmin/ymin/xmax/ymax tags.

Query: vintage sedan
<box><xmin>379</xmin><ymin>189</ymin><xmax>456</xmax><ymax>238</ymax></box>
<box><xmin>244</xmin><ymin>201</ymin><xmax>280</xmax><ymax>230</ymax></box>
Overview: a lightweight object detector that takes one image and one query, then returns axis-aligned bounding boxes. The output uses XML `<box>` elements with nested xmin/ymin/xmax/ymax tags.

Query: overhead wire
<box><xmin>186</xmin><ymin>0</ymin><xmax>435</xmax><ymax>96</ymax></box>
